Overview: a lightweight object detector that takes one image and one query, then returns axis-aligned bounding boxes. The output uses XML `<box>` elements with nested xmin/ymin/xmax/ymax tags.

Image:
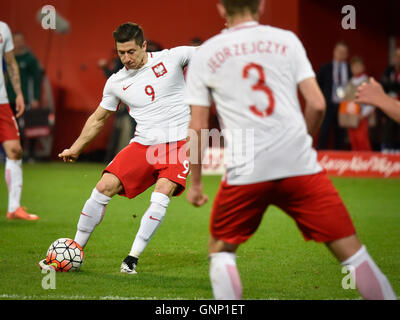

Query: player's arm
<box><xmin>298</xmin><ymin>77</ymin><xmax>326</xmax><ymax>137</ymax></box>
<box><xmin>171</xmin><ymin>46</ymin><xmax>198</xmax><ymax>68</ymax></box>
<box><xmin>186</xmin><ymin>105</ymin><xmax>209</xmax><ymax>207</ymax></box>
<box><xmin>3</xmin><ymin>50</ymin><xmax>25</xmax><ymax>118</ymax></box>
<box><xmin>356</xmin><ymin>77</ymin><xmax>400</xmax><ymax>123</ymax></box>
<box><xmin>59</xmin><ymin>106</ymin><xmax>113</xmax><ymax>162</ymax></box>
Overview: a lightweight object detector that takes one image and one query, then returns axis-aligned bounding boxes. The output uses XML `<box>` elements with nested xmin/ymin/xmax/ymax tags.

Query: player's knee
<box><xmin>154</xmin><ymin>178</ymin><xmax>177</xmax><ymax>198</ymax></box>
<box><xmin>96</xmin><ymin>173</ymin><xmax>122</xmax><ymax>197</ymax></box>
<box><xmin>208</xmin><ymin>237</ymin><xmax>238</xmax><ymax>254</ymax></box>
<box><xmin>95</xmin><ymin>180</ymin><xmax>109</xmax><ymax>195</ymax></box>
<box><xmin>6</xmin><ymin>144</ymin><xmax>23</xmax><ymax>160</ymax></box>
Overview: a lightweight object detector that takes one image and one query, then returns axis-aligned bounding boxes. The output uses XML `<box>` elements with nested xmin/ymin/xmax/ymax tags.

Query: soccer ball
<box><xmin>46</xmin><ymin>238</ymin><xmax>84</xmax><ymax>272</ymax></box>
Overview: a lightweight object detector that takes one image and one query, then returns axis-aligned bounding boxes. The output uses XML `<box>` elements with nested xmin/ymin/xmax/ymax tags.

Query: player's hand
<box><xmin>355</xmin><ymin>77</ymin><xmax>385</xmax><ymax>106</ymax></box>
<box><xmin>58</xmin><ymin>148</ymin><xmax>79</xmax><ymax>163</ymax></box>
<box><xmin>187</xmin><ymin>184</ymin><xmax>208</xmax><ymax>207</ymax></box>
<box><xmin>15</xmin><ymin>94</ymin><xmax>25</xmax><ymax>118</ymax></box>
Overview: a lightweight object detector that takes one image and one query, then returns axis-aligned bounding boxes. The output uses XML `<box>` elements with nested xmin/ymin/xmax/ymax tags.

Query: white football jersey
<box><xmin>0</xmin><ymin>21</ymin><xmax>14</xmax><ymax>104</ymax></box>
<box><xmin>100</xmin><ymin>46</ymin><xmax>196</xmax><ymax>145</ymax></box>
<box><xmin>184</xmin><ymin>21</ymin><xmax>322</xmax><ymax>184</ymax></box>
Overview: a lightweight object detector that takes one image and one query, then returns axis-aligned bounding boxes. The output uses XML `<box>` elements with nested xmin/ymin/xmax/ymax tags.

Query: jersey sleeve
<box><xmin>183</xmin><ymin>49</ymin><xmax>212</xmax><ymax>107</ymax></box>
<box><xmin>99</xmin><ymin>77</ymin><xmax>119</xmax><ymax>111</ymax></box>
<box><xmin>170</xmin><ymin>46</ymin><xmax>197</xmax><ymax>68</ymax></box>
<box><xmin>290</xmin><ymin>32</ymin><xmax>315</xmax><ymax>83</ymax></box>
<box><xmin>2</xmin><ymin>23</ymin><xmax>14</xmax><ymax>53</ymax></box>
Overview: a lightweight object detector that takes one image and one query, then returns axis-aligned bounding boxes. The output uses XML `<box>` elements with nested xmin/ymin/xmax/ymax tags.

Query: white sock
<box><xmin>5</xmin><ymin>158</ymin><xmax>23</xmax><ymax>213</ymax></box>
<box><xmin>129</xmin><ymin>192</ymin><xmax>170</xmax><ymax>258</ymax></box>
<box><xmin>341</xmin><ymin>245</ymin><xmax>397</xmax><ymax>300</ymax></box>
<box><xmin>74</xmin><ymin>188</ymin><xmax>111</xmax><ymax>248</ymax></box>
<box><xmin>209</xmin><ymin>252</ymin><xmax>242</xmax><ymax>300</ymax></box>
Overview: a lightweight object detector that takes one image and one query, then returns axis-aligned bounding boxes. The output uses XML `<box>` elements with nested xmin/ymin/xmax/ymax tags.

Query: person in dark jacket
<box><xmin>317</xmin><ymin>41</ymin><xmax>352</xmax><ymax>150</ymax></box>
<box><xmin>6</xmin><ymin>32</ymin><xmax>41</xmax><ymax>111</ymax></box>
<box><xmin>6</xmin><ymin>32</ymin><xmax>43</xmax><ymax>161</ymax></box>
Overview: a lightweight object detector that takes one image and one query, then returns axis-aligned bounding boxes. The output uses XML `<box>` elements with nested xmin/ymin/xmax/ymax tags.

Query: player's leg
<box><xmin>3</xmin><ymin>139</ymin><xmax>23</xmax><ymax>213</ymax></box>
<box><xmin>276</xmin><ymin>172</ymin><xmax>397</xmax><ymax>300</ymax></box>
<box><xmin>130</xmin><ymin>178</ymin><xmax>176</xmax><ymax>257</ymax></box>
<box><xmin>74</xmin><ymin>172</ymin><xmax>123</xmax><ymax>248</ymax></box>
<box><xmin>1</xmin><ymin>103</ymin><xmax>38</xmax><ymax>220</ymax></box>
<box><xmin>39</xmin><ymin>172</ymin><xmax>122</xmax><ymax>270</ymax></box>
<box><xmin>207</xmin><ymin>181</ymin><xmax>271</xmax><ymax>299</ymax></box>
<box><xmin>3</xmin><ymin>139</ymin><xmax>38</xmax><ymax>220</ymax></box>
<box><xmin>121</xmin><ymin>140</ymin><xmax>189</xmax><ymax>274</ymax></box>
<box><xmin>122</xmin><ymin>178</ymin><xmax>176</xmax><ymax>274</ymax></box>
<box><xmin>326</xmin><ymin>234</ymin><xmax>397</xmax><ymax>300</ymax></box>
<box><xmin>209</xmin><ymin>236</ymin><xmax>242</xmax><ymax>300</ymax></box>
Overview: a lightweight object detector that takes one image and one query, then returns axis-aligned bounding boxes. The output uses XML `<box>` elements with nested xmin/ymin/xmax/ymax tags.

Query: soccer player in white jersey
<box><xmin>0</xmin><ymin>21</ymin><xmax>38</xmax><ymax>221</ymax></box>
<box><xmin>184</xmin><ymin>0</ymin><xmax>397</xmax><ymax>300</ymax></box>
<box><xmin>39</xmin><ymin>22</ymin><xmax>196</xmax><ymax>273</ymax></box>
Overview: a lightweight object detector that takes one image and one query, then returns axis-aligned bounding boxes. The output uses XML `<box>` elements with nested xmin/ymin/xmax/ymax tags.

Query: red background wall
<box><xmin>0</xmin><ymin>0</ymin><xmax>394</xmax><ymax>158</ymax></box>
<box><xmin>299</xmin><ymin>0</ymin><xmax>392</xmax><ymax>80</ymax></box>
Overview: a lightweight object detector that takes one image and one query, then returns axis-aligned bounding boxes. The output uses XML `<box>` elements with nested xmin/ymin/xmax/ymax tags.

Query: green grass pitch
<box><xmin>0</xmin><ymin>162</ymin><xmax>399</xmax><ymax>300</ymax></box>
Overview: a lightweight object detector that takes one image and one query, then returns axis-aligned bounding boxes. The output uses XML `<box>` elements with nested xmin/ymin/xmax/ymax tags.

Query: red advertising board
<box><xmin>318</xmin><ymin>151</ymin><xmax>400</xmax><ymax>178</ymax></box>
<box><xmin>202</xmin><ymin>149</ymin><xmax>400</xmax><ymax>178</ymax></box>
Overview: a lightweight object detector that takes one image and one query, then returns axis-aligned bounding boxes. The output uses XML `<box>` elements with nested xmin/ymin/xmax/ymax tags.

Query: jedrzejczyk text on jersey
<box><xmin>208</xmin><ymin>40</ymin><xmax>288</xmax><ymax>73</ymax></box>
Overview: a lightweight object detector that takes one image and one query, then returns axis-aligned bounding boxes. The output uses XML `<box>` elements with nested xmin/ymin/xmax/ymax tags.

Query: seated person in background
<box><xmin>145</xmin><ymin>40</ymin><xmax>163</xmax><ymax>52</ymax></box>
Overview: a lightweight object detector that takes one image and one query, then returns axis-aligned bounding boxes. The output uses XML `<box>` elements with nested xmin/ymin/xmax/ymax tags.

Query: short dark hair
<box><xmin>334</xmin><ymin>40</ymin><xmax>349</xmax><ymax>49</ymax></box>
<box><xmin>113</xmin><ymin>22</ymin><xmax>144</xmax><ymax>46</ymax></box>
<box><xmin>12</xmin><ymin>31</ymin><xmax>24</xmax><ymax>37</ymax></box>
<box><xmin>221</xmin><ymin>0</ymin><xmax>261</xmax><ymax>16</ymax></box>
<box><xmin>350</xmin><ymin>55</ymin><xmax>364</xmax><ymax>66</ymax></box>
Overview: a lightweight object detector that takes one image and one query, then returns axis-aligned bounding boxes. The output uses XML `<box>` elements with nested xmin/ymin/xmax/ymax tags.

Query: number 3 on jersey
<box><xmin>242</xmin><ymin>63</ymin><xmax>275</xmax><ymax>117</ymax></box>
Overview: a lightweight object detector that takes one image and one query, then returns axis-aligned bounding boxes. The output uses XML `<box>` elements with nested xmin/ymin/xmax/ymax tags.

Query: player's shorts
<box><xmin>0</xmin><ymin>104</ymin><xmax>20</xmax><ymax>143</ymax></box>
<box><xmin>103</xmin><ymin>140</ymin><xmax>188</xmax><ymax>199</ymax></box>
<box><xmin>210</xmin><ymin>171</ymin><xmax>356</xmax><ymax>244</ymax></box>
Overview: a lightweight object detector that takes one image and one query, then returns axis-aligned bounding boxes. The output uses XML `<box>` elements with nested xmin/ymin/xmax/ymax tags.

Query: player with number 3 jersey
<box><xmin>184</xmin><ymin>0</ymin><xmax>396</xmax><ymax>300</ymax></box>
<box><xmin>39</xmin><ymin>22</ymin><xmax>196</xmax><ymax>274</ymax></box>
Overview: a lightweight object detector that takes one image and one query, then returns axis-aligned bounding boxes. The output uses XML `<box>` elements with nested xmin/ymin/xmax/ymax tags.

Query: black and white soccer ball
<box><xmin>46</xmin><ymin>238</ymin><xmax>84</xmax><ymax>272</ymax></box>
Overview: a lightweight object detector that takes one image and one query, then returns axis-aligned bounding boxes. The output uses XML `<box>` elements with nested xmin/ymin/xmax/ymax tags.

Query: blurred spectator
<box><xmin>186</xmin><ymin>36</ymin><xmax>221</xmax><ymax>146</ymax></box>
<box><xmin>98</xmin><ymin>49</ymin><xmax>123</xmax><ymax>78</ymax></box>
<box><xmin>5</xmin><ymin>32</ymin><xmax>43</xmax><ymax>161</ymax></box>
<box><xmin>146</xmin><ymin>40</ymin><xmax>163</xmax><ymax>52</ymax></box>
<box><xmin>317</xmin><ymin>41</ymin><xmax>352</xmax><ymax>150</ymax></box>
<box><xmin>339</xmin><ymin>56</ymin><xmax>374</xmax><ymax>151</ymax></box>
<box><xmin>379</xmin><ymin>47</ymin><xmax>400</xmax><ymax>151</ymax></box>
<box><xmin>189</xmin><ymin>37</ymin><xmax>202</xmax><ymax>47</ymax></box>
<box><xmin>6</xmin><ymin>33</ymin><xmax>41</xmax><ymax>109</ymax></box>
